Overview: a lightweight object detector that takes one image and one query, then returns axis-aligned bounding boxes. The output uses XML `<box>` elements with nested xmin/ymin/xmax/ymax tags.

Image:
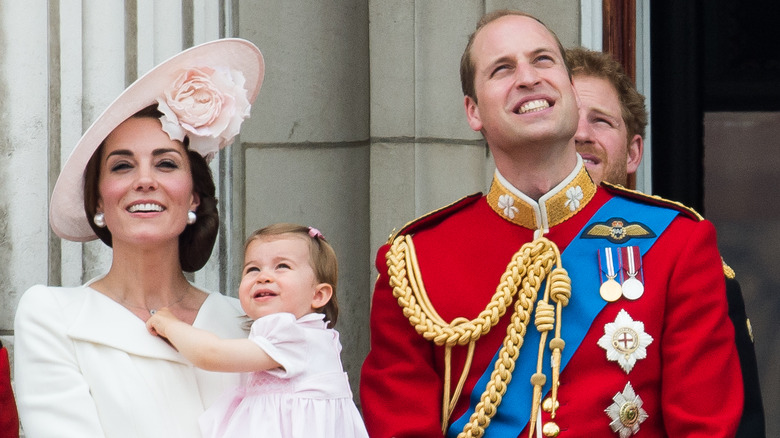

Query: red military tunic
<box><xmin>0</xmin><ymin>341</ymin><xmax>19</xmax><ymax>438</ymax></box>
<box><xmin>360</xmin><ymin>161</ymin><xmax>742</xmax><ymax>438</ymax></box>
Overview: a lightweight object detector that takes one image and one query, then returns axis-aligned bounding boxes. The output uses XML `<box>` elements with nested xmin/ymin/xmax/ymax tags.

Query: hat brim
<box><xmin>50</xmin><ymin>38</ymin><xmax>264</xmax><ymax>242</ymax></box>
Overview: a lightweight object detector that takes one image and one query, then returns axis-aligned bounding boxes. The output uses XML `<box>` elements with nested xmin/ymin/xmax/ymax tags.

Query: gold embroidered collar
<box><xmin>486</xmin><ymin>155</ymin><xmax>597</xmax><ymax>230</ymax></box>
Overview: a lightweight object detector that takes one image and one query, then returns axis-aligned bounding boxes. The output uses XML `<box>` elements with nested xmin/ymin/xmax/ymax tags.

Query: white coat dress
<box><xmin>13</xmin><ymin>283</ymin><xmax>247</xmax><ymax>438</ymax></box>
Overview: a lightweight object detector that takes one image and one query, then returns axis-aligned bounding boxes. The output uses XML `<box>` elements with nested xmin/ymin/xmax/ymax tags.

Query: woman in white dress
<box><xmin>147</xmin><ymin>223</ymin><xmax>369</xmax><ymax>438</ymax></box>
<box><xmin>13</xmin><ymin>39</ymin><xmax>264</xmax><ymax>438</ymax></box>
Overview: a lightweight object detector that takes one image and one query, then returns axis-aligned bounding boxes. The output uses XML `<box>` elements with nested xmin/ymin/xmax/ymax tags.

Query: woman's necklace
<box><xmin>115</xmin><ymin>294</ymin><xmax>188</xmax><ymax>316</ymax></box>
<box><xmin>149</xmin><ymin>295</ymin><xmax>187</xmax><ymax>315</ymax></box>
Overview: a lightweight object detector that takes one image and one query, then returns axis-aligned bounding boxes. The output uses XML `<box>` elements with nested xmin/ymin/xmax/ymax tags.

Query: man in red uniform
<box><xmin>361</xmin><ymin>10</ymin><xmax>743</xmax><ymax>438</ymax></box>
<box><xmin>568</xmin><ymin>46</ymin><xmax>765</xmax><ymax>437</ymax></box>
<box><xmin>0</xmin><ymin>340</ymin><xmax>19</xmax><ymax>438</ymax></box>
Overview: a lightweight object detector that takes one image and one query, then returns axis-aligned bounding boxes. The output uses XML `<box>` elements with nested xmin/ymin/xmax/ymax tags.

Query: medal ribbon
<box><xmin>620</xmin><ymin>246</ymin><xmax>643</xmax><ymax>283</ymax></box>
<box><xmin>599</xmin><ymin>247</ymin><xmax>618</xmax><ymax>283</ymax></box>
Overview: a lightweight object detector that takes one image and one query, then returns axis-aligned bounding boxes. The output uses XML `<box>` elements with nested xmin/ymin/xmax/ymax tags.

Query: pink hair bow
<box><xmin>308</xmin><ymin>227</ymin><xmax>324</xmax><ymax>239</ymax></box>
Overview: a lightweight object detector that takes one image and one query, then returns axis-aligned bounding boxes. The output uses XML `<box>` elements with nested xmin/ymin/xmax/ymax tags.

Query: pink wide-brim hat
<box><xmin>50</xmin><ymin>38</ymin><xmax>264</xmax><ymax>242</ymax></box>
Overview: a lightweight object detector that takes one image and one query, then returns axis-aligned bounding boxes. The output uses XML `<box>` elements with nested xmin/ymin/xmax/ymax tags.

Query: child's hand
<box><xmin>146</xmin><ymin>308</ymin><xmax>177</xmax><ymax>337</ymax></box>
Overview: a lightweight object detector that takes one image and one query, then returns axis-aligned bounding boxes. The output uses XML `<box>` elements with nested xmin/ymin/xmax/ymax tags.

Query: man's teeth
<box><xmin>128</xmin><ymin>203</ymin><xmax>163</xmax><ymax>213</ymax></box>
<box><xmin>518</xmin><ymin>99</ymin><xmax>550</xmax><ymax>114</ymax></box>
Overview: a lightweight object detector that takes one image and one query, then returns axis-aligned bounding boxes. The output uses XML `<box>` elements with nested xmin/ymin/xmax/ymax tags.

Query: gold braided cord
<box><xmin>460</xmin><ymin>275</ymin><xmax>540</xmax><ymax>438</ymax></box>
<box><xmin>547</xmin><ymin>268</ymin><xmax>571</xmax><ymax>419</ymax></box>
<box><xmin>389</xmin><ymin>235</ymin><xmax>518</xmax><ymax>346</ymax></box>
<box><xmin>386</xmin><ymin>235</ymin><xmax>571</xmax><ymax>438</ymax></box>
<box><xmin>526</xmin><ymin>246</ymin><xmax>571</xmax><ymax>437</ymax></box>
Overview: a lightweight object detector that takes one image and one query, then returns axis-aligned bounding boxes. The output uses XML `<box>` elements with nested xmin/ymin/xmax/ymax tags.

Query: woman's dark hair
<box><xmin>83</xmin><ymin>104</ymin><xmax>219</xmax><ymax>272</ymax></box>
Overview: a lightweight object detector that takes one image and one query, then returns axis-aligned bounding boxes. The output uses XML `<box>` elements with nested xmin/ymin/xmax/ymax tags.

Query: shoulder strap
<box><xmin>389</xmin><ymin>193</ymin><xmax>482</xmax><ymax>242</ymax></box>
<box><xmin>601</xmin><ymin>182</ymin><xmax>703</xmax><ymax>221</ymax></box>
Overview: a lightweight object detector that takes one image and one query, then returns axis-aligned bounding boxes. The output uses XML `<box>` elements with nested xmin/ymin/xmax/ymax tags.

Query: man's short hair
<box><xmin>460</xmin><ymin>10</ymin><xmax>571</xmax><ymax>102</ymax></box>
<box><xmin>566</xmin><ymin>47</ymin><xmax>647</xmax><ymax>140</ymax></box>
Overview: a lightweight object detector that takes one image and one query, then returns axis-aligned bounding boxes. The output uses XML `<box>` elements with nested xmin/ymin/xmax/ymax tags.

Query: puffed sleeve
<box><xmin>248</xmin><ymin>313</ymin><xmax>309</xmax><ymax>378</ymax></box>
<box><xmin>661</xmin><ymin>219</ymin><xmax>743</xmax><ymax>437</ymax></box>
<box><xmin>360</xmin><ymin>243</ymin><xmax>445</xmax><ymax>438</ymax></box>
<box><xmin>14</xmin><ymin>285</ymin><xmax>106</xmax><ymax>437</ymax></box>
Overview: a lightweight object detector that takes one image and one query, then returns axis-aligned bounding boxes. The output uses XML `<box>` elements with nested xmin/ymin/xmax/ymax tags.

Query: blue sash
<box><xmin>448</xmin><ymin>196</ymin><xmax>679</xmax><ymax>437</ymax></box>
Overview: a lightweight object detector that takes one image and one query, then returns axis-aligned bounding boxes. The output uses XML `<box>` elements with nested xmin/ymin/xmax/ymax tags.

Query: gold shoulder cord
<box><xmin>387</xmin><ymin>234</ymin><xmax>572</xmax><ymax>438</ymax></box>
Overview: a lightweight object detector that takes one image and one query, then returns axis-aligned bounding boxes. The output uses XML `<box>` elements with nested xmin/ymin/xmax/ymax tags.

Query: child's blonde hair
<box><xmin>244</xmin><ymin>223</ymin><xmax>339</xmax><ymax>328</ymax></box>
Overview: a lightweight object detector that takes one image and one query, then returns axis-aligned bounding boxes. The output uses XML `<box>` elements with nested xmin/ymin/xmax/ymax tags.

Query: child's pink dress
<box><xmin>199</xmin><ymin>312</ymin><xmax>368</xmax><ymax>438</ymax></box>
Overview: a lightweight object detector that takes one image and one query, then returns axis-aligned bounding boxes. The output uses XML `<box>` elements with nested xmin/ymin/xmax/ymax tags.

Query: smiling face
<box><xmin>239</xmin><ymin>235</ymin><xmax>332</xmax><ymax>321</ymax></box>
<box><xmin>573</xmin><ymin>75</ymin><xmax>642</xmax><ymax>186</ymax></box>
<box><xmin>96</xmin><ymin>116</ymin><xmax>199</xmax><ymax>247</ymax></box>
<box><xmin>464</xmin><ymin>15</ymin><xmax>579</xmax><ymax>160</ymax></box>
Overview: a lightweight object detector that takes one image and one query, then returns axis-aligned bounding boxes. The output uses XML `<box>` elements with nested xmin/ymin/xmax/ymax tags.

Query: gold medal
<box><xmin>600</xmin><ymin>277</ymin><xmax>623</xmax><ymax>302</ymax></box>
<box><xmin>599</xmin><ymin>247</ymin><xmax>622</xmax><ymax>302</ymax></box>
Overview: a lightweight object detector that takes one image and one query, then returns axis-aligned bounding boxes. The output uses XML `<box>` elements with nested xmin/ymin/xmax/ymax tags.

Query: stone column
<box><xmin>237</xmin><ymin>0</ymin><xmax>371</xmax><ymax>400</ymax></box>
<box><xmin>0</xmin><ymin>0</ymin><xmax>51</xmax><ymax>367</ymax></box>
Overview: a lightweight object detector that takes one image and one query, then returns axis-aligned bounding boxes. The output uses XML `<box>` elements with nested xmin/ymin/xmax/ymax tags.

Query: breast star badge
<box><xmin>605</xmin><ymin>382</ymin><xmax>649</xmax><ymax>437</ymax></box>
<box><xmin>598</xmin><ymin>309</ymin><xmax>653</xmax><ymax>374</ymax></box>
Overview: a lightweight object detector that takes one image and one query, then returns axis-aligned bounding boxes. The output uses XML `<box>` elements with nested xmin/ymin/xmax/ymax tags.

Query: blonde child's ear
<box><xmin>311</xmin><ymin>283</ymin><xmax>333</xmax><ymax>310</ymax></box>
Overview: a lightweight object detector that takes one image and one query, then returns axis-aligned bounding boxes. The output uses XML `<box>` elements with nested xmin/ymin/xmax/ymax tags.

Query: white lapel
<box><xmin>66</xmin><ymin>284</ymin><xmax>247</xmax><ymax>364</ymax></box>
<box><xmin>68</xmin><ymin>286</ymin><xmax>190</xmax><ymax>364</ymax></box>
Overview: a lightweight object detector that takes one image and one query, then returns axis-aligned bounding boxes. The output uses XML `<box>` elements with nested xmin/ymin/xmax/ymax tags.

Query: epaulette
<box><xmin>722</xmin><ymin>258</ymin><xmax>736</xmax><ymax>279</ymax></box>
<box><xmin>387</xmin><ymin>193</ymin><xmax>483</xmax><ymax>243</ymax></box>
<box><xmin>601</xmin><ymin>181</ymin><xmax>703</xmax><ymax>221</ymax></box>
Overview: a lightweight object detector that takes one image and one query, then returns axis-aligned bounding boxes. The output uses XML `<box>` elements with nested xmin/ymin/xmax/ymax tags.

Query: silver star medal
<box><xmin>598</xmin><ymin>309</ymin><xmax>653</xmax><ymax>373</ymax></box>
<box><xmin>605</xmin><ymin>382</ymin><xmax>649</xmax><ymax>438</ymax></box>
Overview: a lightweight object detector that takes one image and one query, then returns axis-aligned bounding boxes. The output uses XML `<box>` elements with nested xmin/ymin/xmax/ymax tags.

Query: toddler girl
<box><xmin>147</xmin><ymin>223</ymin><xmax>368</xmax><ymax>438</ymax></box>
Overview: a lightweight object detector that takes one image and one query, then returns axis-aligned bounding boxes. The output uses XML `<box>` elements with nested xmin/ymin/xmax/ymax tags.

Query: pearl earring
<box><xmin>93</xmin><ymin>212</ymin><xmax>106</xmax><ymax>228</ymax></box>
<box><xmin>187</xmin><ymin>211</ymin><xmax>197</xmax><ymax>225</ymax></box>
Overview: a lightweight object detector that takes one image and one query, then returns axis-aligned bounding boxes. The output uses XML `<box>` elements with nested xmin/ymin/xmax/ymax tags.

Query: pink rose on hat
<box><xmin>157</xmin><ymin>66</ymin><xmax>251</xmax><ymax>161</ymax></box>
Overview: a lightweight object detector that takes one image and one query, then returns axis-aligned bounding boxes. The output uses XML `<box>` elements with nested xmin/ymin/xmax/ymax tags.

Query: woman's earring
<box><xmin>93</xmin><ymin>212</ymin><xmax>106</xmax><ymax>228</ymax></box>
<box><xmin>187</xmin><ymin>211</ymin><xmax>197</xmax><ymax>225</ymax></box>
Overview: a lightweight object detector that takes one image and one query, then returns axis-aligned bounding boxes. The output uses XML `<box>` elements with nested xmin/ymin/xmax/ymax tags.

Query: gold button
<box><xmin>542</xmin><ymin>397</ymin><xmax>559</xmax><ymax>413</ymax></box>
<box><xmin>542</xmin><ymin>422</ymin><xmax>560</xmax><ymax>437</ymax></box>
